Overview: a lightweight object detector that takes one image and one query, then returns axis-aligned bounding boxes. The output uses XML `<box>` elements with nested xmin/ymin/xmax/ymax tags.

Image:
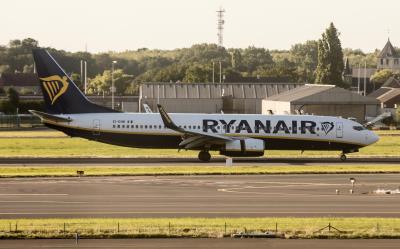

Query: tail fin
<box><xmin>32</xmin><ymin>49</ymin><xmax>118</xmax><ymax>114</ymax></box>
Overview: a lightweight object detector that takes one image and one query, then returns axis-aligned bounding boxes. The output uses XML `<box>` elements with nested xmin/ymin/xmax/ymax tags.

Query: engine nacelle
<box><xmin>220</xmin><ymin>138</ymin><xmax>265</xmax><ymax>157</ymax></box>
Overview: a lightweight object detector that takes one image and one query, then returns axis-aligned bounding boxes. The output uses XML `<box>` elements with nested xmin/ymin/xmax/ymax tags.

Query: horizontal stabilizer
<box><xmin>29</xmin><ymin>110</ymin><xmax>72</xmax><ymax>123</ymax></box>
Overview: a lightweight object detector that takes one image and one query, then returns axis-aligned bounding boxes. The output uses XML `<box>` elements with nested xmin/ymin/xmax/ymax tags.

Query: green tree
<box><xmin>229</xmin><ymin>49</ymin><xmax>242</xmax><ymax>69</ymax></box>
<box><xmin>241</xmin><ymin>46</ymin><xmax>274</xmax><ymax>73</ymax></box>
<box><xmin>1</xmin><ymin>87</ymin><xmax>20</xmax><ymax>113</ymax></box>
<box><xmin>183</xmin><ymin>64</ymin><xmax>211</xmax><ymax>83</ymax></box>
<box><xmin>370</xmin><ymin>69</ymin><xmax>399</xmax><ymax>88</ymax></box>
<box><xmin>290</xmin><ymin>40</ymin><xmax>318</xmax><ymax>82</ymax></box>
<box><xmin>224</xmin><ymin>68</ymin><xmax>242</xmax><ymax>82</ymax></box>
<box><xmin>254</xmin><ymin>59</ymin><xmax>298</xmax><ymax>82</ymax></box>
<box><xmin>7</xmin><ymin>87</ymin><xmax>19</xmax><ymax>107</ymax></box>
<box><xmin>88</xmin><ymin>69</ymin><xmax>134</xmax><ymax>95</ymax></box>
<box><xmin>315</xmin><ymin>23</ymin><xmax>344</xmax><ymax>86</ymax></box>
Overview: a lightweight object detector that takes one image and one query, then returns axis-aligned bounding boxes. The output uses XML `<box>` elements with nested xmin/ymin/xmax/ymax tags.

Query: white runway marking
<box><xmin>1</xmin><ymin>211</ymin><xmax>400</xmax><ymax>215</ymax></box>
<box><xmin>0</xmin><ymin>201</ymin><xmax>87</xmax><ymax>204</ymax></box>
<box><xmin>0</xmin><ymin>194</ymin><xmax>69</xmax><ymax>196</ymax></box>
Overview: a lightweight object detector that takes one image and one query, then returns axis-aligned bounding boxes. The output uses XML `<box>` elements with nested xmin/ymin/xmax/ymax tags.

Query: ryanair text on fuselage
<box><xmin>202</xmin><ymin>119</ymin><xmax>333</xmax><ymax>135</ymax></box>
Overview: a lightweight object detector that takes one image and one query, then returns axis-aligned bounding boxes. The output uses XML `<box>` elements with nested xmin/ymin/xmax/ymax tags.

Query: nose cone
<box><xmin>368</xmin><ymin>131</ymin><xmax>379</xmax><ymax>145</ymax></box>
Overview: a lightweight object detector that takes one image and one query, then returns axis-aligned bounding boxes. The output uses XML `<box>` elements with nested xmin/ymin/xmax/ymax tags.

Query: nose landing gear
<box><xmin>198</xmin><ymin>151</ymin><xmax>211</xmax><ymax>162</ymax></box>
<box><xmin>340</xmin><ymin>153</ymin><xmax>347</xmax><ymax>162</ymax></box>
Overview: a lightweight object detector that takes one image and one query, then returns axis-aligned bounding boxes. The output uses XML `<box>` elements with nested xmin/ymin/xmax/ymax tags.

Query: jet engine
<box><xmin>220</xmin><ymin>138</ymin><xmax>265</xmax><ymax>157</ymax></box>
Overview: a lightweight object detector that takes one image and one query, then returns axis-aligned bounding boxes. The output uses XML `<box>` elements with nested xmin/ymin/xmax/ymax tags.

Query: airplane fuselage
<box><xmin>44</xmin><ymin>112</ymin><xmax>379</xmax><ymax>153</ymax></box>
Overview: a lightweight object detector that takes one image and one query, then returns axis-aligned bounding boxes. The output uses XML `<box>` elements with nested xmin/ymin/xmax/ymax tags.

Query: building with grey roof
<box><xmin>369</xmin><ymin>77</ymin><xmax>400</xmax><ymax>109</ymax></box>
<box><xmin>377</xmin><ymin>39</ymin><xmax>400</xmax><ymax>70</ymax></box>
<box><xmin>262</xmin><ymin>84</ymin><xmax>380</xmax><ymax>122</ymax></box>
<box><xmin>139</xmin><ymin>82</ymin><xmax>302</xmax><ymax>113</ymax></box>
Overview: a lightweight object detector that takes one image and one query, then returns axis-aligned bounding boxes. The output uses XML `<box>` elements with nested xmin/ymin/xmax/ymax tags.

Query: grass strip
<box><xmin>0</xmin><ymin>217</ymin><xmax>399</xmax><ymax>239</ymax></box>
<box><xmin>0</xmin><ymin>130</ymin><xmax>399</xmax><ymax>157</ymax></box>
<box><xmin>0</xmin><ymin>135</ymin><xmax>399</xmax><ymax>158</ymax></box>
<box><xmin>0</xmin><ymin>165</ymin><xmax>400</xmax><ymax>177</ymax></box>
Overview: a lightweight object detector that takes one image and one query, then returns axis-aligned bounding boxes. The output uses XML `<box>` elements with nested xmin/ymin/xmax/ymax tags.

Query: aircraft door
<box><xmin>93</xmin><ymin>119</ymin><xmax>101</xmax><ymax>136</ymax></box>
<box><xmin>336</xmin><ymin>122</ymin><xmax>343</xmax><ymax>138</ymax></box>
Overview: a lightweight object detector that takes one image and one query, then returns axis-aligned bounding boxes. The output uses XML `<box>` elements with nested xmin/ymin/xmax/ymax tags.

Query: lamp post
<box><xmin>111</xmin><ymin>61</ymin><xmax>117</xmax><ymax>109</ymax></box>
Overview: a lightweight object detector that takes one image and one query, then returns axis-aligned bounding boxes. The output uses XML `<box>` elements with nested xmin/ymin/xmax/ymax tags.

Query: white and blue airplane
<box><xmin>30</xmin><ymin>49</ymin><xmax>379</xmax><ymax>162</ymax></box>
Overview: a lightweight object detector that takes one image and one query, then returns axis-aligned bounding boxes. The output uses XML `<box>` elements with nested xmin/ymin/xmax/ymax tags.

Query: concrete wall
<box><xmin>262</xmin><ymin>100</ymin><xmax>291</xmax><ymax>115</ymax></box>
<box><xmin>292</xmin><ymin>104</ymin><xmax>366</xmax><ymax>122</ymax></box>
<box><xmin>141</xmin><ymin>99</ymin><xmax>223</xmax><ymax>113</ymax></box>
<box><xmin>140</xmin><ymin>83</ymin><xmax>301</xmax><ymax>100</ymax></box>
<box><xmin>140</xmin><ymin>83</ymin><xmax>302</xmax><ymax>114</ymax></box>
<box><xmin>263</xmin><ymin>100</ymin><xmax>380</xmax><ymax>122</ymax></box>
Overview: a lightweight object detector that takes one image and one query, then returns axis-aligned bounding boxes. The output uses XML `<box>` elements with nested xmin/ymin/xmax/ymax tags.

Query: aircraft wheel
<box><xmin>340</xmin><ymin>154</ymin><xmax>347</xmax><ymax>162</ymax></box>
<box><xmin>198</xmin><ymin>151</ymin><xmax>211</xmax><ymax>162</ymax></box>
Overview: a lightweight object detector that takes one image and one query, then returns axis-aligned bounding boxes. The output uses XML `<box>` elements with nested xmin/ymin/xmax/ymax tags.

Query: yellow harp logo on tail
<box><xmin>40</xmin><ymin>75</ymin><xmax>69</xmax><ymax>105</ymax></box>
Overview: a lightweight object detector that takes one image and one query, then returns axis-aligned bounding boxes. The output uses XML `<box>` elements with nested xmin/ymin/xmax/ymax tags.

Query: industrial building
<box><xmin>369</xmin><ymin>77</ymin><xmax>400</xmax><ymax>108</ymax></box>
<box><xmin>0</xmin><ymin>73</ymin><xmax>40</xmax><ymax>93</ymax></box>
<box><xmin>139</xmin><ymin>83</ymin><xmax>302</xmax><ymax>114</ymax></box>
<box><xmin>262</xmin><ymin>84</ymin><xmax>380</xmax><ymax>122</ymax></box>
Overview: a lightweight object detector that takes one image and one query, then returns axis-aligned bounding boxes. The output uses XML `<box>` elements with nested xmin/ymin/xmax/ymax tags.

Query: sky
<box><xmin>2</xmin><ymin>0</ymin><xmax>399</xmax><ymax>53</ymax></box>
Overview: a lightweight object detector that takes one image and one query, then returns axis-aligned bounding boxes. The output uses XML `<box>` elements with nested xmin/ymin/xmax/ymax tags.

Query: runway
<box><xmin>1</xmin><ymin>174</ymin><xmax>400</xmax><ymax>218</ymax></box>
<box><xmin>1</xmin><ymin>156</ymin><xmax>400</xmax><ymax>165</ymax></box>
<box><xmin>0</xmin><ymin>239</ymin><xmax>399</xmax><ymax>249</ymax></box>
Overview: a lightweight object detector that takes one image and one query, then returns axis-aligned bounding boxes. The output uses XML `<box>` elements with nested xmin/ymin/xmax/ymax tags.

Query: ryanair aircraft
<box><xmin>31</xmin><ymin>49</ymin><xmax>379</xmax><ymax>162</ymax></box>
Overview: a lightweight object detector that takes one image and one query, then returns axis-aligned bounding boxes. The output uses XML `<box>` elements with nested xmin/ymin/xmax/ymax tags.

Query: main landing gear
<box><xmin>198</xmin><ymin>151</ymin><xmax>211</xmax><ymax>162</ymax></box>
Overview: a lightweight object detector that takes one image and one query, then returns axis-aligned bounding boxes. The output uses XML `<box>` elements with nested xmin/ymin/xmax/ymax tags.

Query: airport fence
<box><xmin>0</xmin><ymin>114</ymin><xmax>42</xmax><ymax>128</ymax></box>
<box><xmin>1</xmin><ymin>218</ymin><xmax>400</xmax><ymax>239</ymax></box>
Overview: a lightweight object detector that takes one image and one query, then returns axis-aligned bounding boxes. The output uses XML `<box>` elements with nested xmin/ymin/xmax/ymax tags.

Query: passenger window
<box><xmin>159</xmin><ymin>125</ymin><xmax>162</xmax><ymax>129</ymax></box>
<box><xmin>145</xmin><ymin>125</ymin><xmax>148</xmax><ymax>129</ymax></box>
<box><xmin>113</xmin><ymin>125</ymin><xmax>115</xmax><ymax>128</ymax></box>
<box><xmin>117</xmin><ymin>125</ymin><xmax>120</xmax><ymax>128</ymax></box>
<box><xmin>149</xmin><ymin>125</ymin><xmax>152</xmax><ymax>129</ymax></box>
<box><xmin>122</xmin><ymin>125</ymin><xmax>125</xmax><ymax>128</ymax></box>
<box><xmin>140</xmin><ymin>125</ymin><xmax>143</xmax><ymax>129</ymax></box>
<box><xmin>136</xmin><ymin>125</ymin><xmax>138</xmax><ymax>128</ymax></box>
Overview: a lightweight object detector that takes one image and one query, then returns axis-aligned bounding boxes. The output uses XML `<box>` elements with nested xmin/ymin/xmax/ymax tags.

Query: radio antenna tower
<box><xmin>217</xmin><ymin>7</ymin><xmax>225</xmax><ymax>47</ymax></box>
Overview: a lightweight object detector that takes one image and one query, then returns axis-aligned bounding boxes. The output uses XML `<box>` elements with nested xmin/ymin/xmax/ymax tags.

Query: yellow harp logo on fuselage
<box><xmin>40</xmin><ymin>75</ymin><xmax>69</xmax><ymax>105</ymax></box>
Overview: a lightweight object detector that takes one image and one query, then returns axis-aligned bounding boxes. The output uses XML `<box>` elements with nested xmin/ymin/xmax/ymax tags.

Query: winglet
<box><xmin>157</xmin><ymin>104</ymin><xmax>180</xmax><ymax>130</ymax></box>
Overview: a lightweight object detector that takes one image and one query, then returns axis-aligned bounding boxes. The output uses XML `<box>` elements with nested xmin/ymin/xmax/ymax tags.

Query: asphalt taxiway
<box><xmin>0</xmin><ymin>156</ymin><xmax>399</xmax><ymax>166</ymax></box>
<box><xmin>1</xmin><ymin>174</ymin><xmax>400</xmax><ymax>218</ymax></box>
<box><xmin>0</xmin><ymin>239</ymin><xmax>399</xmax><ymax>249</ymax></box>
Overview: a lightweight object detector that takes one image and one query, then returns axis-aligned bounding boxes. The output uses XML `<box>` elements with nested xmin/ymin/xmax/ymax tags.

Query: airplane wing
<box><xmin>157</xmin><ymin>104</ymin><xmax>233</xmax><ymax>149</ymax></box>
<box><xmin>29</xmin><ymin>110</ymin><xmax>72</xmax><ymax>123</ymax></box>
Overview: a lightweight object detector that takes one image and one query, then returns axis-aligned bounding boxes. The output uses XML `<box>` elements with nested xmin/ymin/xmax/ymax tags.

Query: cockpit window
<box><xmin>353</xmin><ymin>126</ymin><xmax>365</xmax><ymax>131</ymax></box>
